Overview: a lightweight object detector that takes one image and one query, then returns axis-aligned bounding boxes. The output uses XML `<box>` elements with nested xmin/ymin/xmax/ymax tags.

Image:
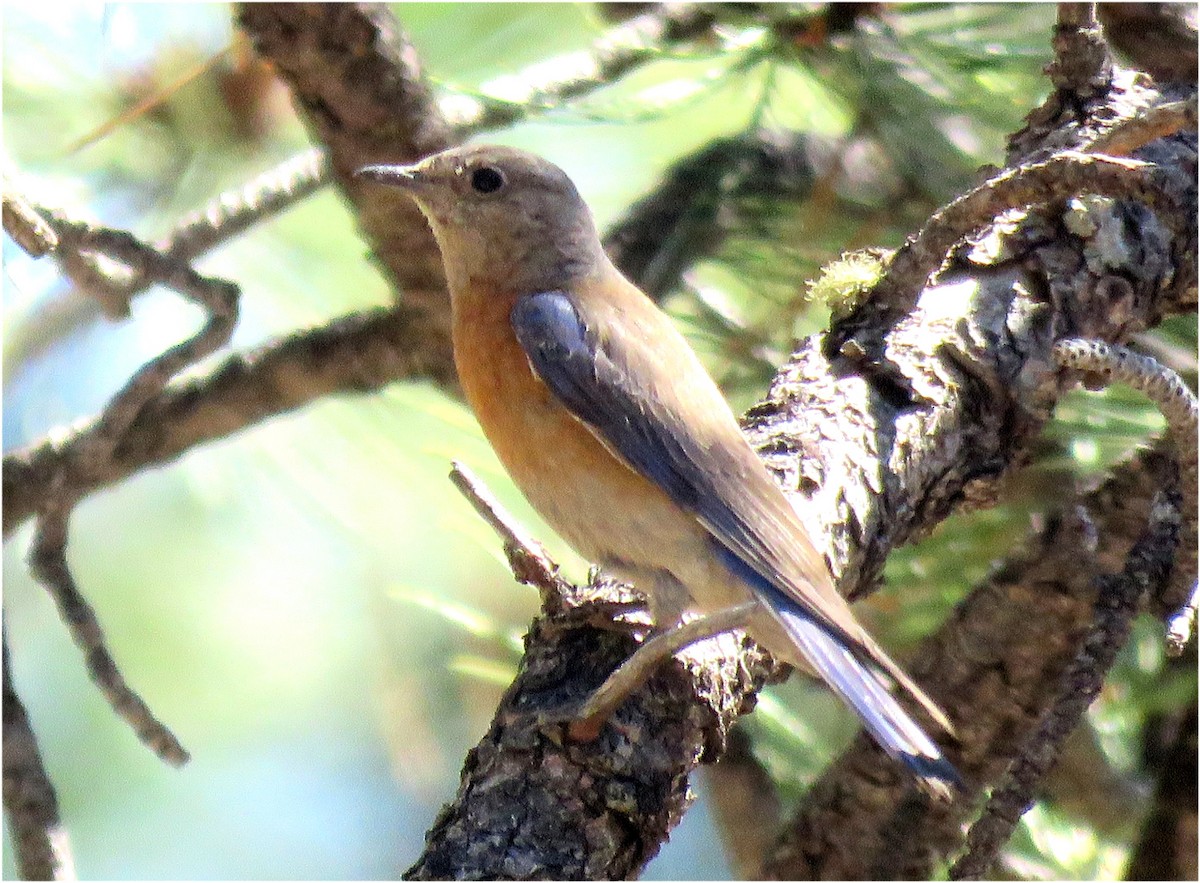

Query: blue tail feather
<box><xmin>773</xmin><ymin>602</ymin><xmax>963</xmax><ymax>797</ymax></box>
<box><xmin>709</xmin><ymin>538</ymin><xmax>962</xmax><ymax>797</ymax></box>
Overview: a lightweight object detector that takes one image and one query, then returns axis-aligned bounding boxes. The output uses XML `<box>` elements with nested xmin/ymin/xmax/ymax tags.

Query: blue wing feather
<box><xmin>511</xmin><ymin>291</ymin><xmax>702</xmax><ymax>506</ymax></box>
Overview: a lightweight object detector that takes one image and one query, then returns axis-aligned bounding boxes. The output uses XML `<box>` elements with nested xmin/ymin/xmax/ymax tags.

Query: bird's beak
<box><xmin>355</xmin><ymin>163</ymin><xmax>428</xmax><ymax>193</ymax></box>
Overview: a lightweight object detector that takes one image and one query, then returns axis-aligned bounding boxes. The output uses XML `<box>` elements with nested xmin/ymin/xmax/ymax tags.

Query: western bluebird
<box><xmin>358</xmin><ymin>145</ymin><xmax>960</xmax><ymax>798</ymax></box>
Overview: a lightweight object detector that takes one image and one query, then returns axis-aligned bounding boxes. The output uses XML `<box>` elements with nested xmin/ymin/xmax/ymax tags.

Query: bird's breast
<box><xmin>451</xmin><ymin>286</ymin><xmax>697</xmax><ymax>567</ymax></box>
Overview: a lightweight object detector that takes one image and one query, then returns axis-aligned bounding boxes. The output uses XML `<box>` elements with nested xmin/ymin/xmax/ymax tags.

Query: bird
<box><xmin>357</xmin><ymin>145</ymin><xmax>961</xmax><ymax>799</ymax></box>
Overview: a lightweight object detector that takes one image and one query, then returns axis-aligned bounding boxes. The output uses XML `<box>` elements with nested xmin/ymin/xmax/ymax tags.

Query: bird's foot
<box><xmin>535</xmin><ymin>603</ymin><xmax>759</xmax><ymax>744</ymax></box>
<box><xmin>533</xmin><ymin>700</ymin><xmax>612</xmax><ymax>743</ymax></box>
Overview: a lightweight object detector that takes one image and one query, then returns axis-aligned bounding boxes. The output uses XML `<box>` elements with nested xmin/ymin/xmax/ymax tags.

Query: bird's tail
<box><xmin>770</xmin><ymin>599</ymin><xmax>963</xmax><ymax>800</ymax></box>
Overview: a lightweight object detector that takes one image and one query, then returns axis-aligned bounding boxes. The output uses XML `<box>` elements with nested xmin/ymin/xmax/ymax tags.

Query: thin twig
<box><xmin>15</xmin><ymin>209</ymin><xmax>240</xmax><ymax>766</ymax></box>
<box><xmin>159</xmin><ymin>148</ymin><xmax>329</xmax><ymax>263</ymax></box>
<box><xmin>950</xmin><ymin>490</ymin><xmax>1181</xmax><ymax>880</ymax></box>
<box><xmin>48</xmin><ymin>221</ymin><xmax>240</xmax><ymax>449</ymax></box>
<box><xmin>2</xmin><ymin>182</ymin><xmax>59</xmax><ymax>257</ymax></box>
<box><xmin>10</xmin><ymin>3</ymin><xmax>727</xmax><ymax>317</ymax></box>
<box><xmin>1053</xmin><ymin>339</ymin><xmax>1198</xmax><ymax>477</ymax></box>
<box><xmin>28</xmin><ymin>507</ymin><xmax>189</xmax><ymax>767</ymax></box>
<box><xmin>2</xmin><ymin>630</ymin><xmax>77</xmax><ymax>881</ymax></box>
<box><xmin>448</xmin><ymin>461</ymin><xmax>565</xmax><ymax>607</ymax></box>
<box><xmin>64</xmin><ymin>47</ymin><xmax>234</xmax><ymax>155</ymax></box>
<box><xmin>4</xmin><ymin>150</ymin><xmax>323</xmax><ymax>330</ymax></box>
<box><xmin>1053</xmin><ymin>338</ymin><xmax>1199</xmax><ymax>628</ymax></box>
<box><xmin>872</xmin><ymin>151</ymin><xmax>1163</xmax><ymax>319</ymax></box>
<box><xmin>445</xmin><ymin>4</ymin><xmax>719</xmax><ymax>133</ymax></box>
<box><xmin>3</xmin><ymin>305</ymin><xmax>457</xmax><ymax>538</ymax></box>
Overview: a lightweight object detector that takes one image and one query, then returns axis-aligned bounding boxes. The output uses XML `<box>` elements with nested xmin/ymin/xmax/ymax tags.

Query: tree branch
<box><xmin>159</xmin><ymin>147</ymin><xmax>328</xmax><ymax>265</ymax></box>
<box><xmin>1053</xmin><ymin>338</ymin><xmax>1199</xmax><ymax>617</ymax></box>
<box><xmin>763</xmin><ymin>442</ymin><xmax>1184</xmax><ymax>879</ymax></box>
<box><xmin>448</xmin><ymin>461</ymin><xmax>569</xmax><ymax>610</ymax></box>
<box><xmin>950</xmin><ymin>489</ymin><xmax>1181</xmax><ymax>880</ymax></box>
<box><xmin>869</xmin><ymin>151</ymin><xmax>1172</xmax><ymax>326</ymax></box>
<box><xmin>1048</xmin><ymin>3</ymin><xmax>1113</xmax><ymax>97</ymax></box>
<box><xmin>4</xmin><ymin>305</ymin><xmax>453</xmax><ymax>538</ymax></box>
<box><xmin>1124</xmin><ymin>688</ymin><xmax>1198</xmax><ymax>880</ymax></box>
<box><xmin>2</xmin><ymin>632</ymin><xmax>76</xmax><ymax>882</ymax></box>
<box><xmin>1097</xmin><ymin>2</ymin><xmax>1199</xmax><ymax>85</ymax></box>
<box><xmin>410</xmin><ymin>77</ymin><xmax>1194</xmax><ymax>867</ymax></box>
<box><xmin>757</xmin><ymin>61</ymin><xmax>1194</xmax><ymax>863</ymax></box>
<box><xmin>10</xmin><ymin>211</ymin><xmax>240</xmax><ymax>767</ymax></box>
<box><xmin>1089</xmin><ymin>97</ymin><xmax>1199</xmax><ymax>157</ymax></box>
<box><xmin>2</xmin><ymin>181</ymin><xmax>58</xmax><ymax>257</ymax></box>
<box><xmin>3</xmin><ymin>205</ymin><xmax>241</xmax><ymax>877</ymax></box>
<box><xmin>442</xmin><ymin>3</ymin><xmax>721</xmax><ymax>132</ymax></box>
<box><xmin>236</xmin><ymin>0</ymin><xmax>456</xmax><ymax>340</ymax></box>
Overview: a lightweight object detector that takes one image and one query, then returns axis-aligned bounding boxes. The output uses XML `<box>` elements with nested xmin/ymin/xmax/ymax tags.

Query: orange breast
<box><xmin>451</xmin><ymin>284</ymin><xmax>680</xmax><ymax>562</ymax></box>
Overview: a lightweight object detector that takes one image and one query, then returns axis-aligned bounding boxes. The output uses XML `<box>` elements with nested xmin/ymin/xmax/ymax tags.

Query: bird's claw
<box><xmin>533</xmin><ymin>701</ymin><xmax>611</xmax><ymax>743</ymax></box>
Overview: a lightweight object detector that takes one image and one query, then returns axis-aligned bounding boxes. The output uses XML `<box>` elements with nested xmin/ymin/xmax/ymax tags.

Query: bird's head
<box><xmin>358</xmin><ymin>145</ymin><xmax>606</xmax><ymax>294</ymax></box>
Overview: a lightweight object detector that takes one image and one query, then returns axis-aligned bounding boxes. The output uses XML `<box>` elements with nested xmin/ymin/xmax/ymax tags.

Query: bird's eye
<box><xmin>470</xmin><ymin>166</ymin><xmax>505</xmax><ymax>194</ymax></box>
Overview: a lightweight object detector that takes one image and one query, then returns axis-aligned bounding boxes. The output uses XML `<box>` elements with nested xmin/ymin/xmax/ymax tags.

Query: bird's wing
<box><xmin>509</xmin><ymin>289</ymin><xmax>953</xmax><ymax>735</ymax></box>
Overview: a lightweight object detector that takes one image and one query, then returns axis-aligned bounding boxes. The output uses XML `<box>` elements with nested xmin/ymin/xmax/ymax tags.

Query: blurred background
<box><xmin>2</xmin><ymin>3</ymin><xmax>1194</xmax><ymax>879</ymax></box>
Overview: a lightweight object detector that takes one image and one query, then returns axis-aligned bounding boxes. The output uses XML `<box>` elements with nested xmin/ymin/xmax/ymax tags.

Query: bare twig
<box><xmin>1054</xmin><ymin>340</ymin><xmax>1198</xmax><ymax>492</ymax></box>
<box><xmin>28</xmin><ymin>508</ymin><xmax>189</xmax><ymax>766</ymax></box>
<box><xmin>2</xmin><ymin>183</ymin><xmax>58</xmax><ymax>257</ymax></box>
<box><xmin>13</xmin><ymin>209</ymin><xmax>240</xmax><ymax>766</ymax></box>
<box><xmin>159</xmin><ymin>147</ymin><xmax>328</xmax><ymax>263</ymax></box>
<box><xmin>448</xmin><ymin>461</ymin><xmax>564</xmax><ymax>606</ymax></box>
<box><xmin>49</xmin><ymin>221</ymin><xmax>240</xmax><ymax>444</ymax></box>
<box><xmin>1048</xmin><ymin>4</ymin><xmax>1113</xmax><ymax>97</ymax></box>
<box><xmin>445</xmin><ymin>3</ymin><xmax>719</xmax><ymax>132</ymax></box>
<box><xmin>2</xmin><ymin>632</ymin><xmax>76</xmax><ymax>881</ymax></box>
<box><xmin>3</xmin><ymin>149</ymin><xmax>325</xmax><ymax>345</ymax></box>
<box><xmin>4</xmin><ymin>305</ymin><xmax>455</xmax><ymax>538</ymax></box>
<box><xmin>76</xmin><ymin>148</ymin><xmax>328</xmax><ymax>312</ymax></box>
<box><xmin>1054</xmin><ymin>338</ymin><xmax>1199</xmax><ymax>621</ymax></box>
<box><xmin>950</xmin><ymin>490</ymin><xmax>1181</xmax><ymax>880</ymax></box>
<box><xmin>1053</xmin><ymin>339</ymin><xmax>1198</xmax><ymax>476</ymax></box>
<box><xmin>871</xmin><ymin>151</ymin><xmax>1165</xmax><ymax>320</ymax></box>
